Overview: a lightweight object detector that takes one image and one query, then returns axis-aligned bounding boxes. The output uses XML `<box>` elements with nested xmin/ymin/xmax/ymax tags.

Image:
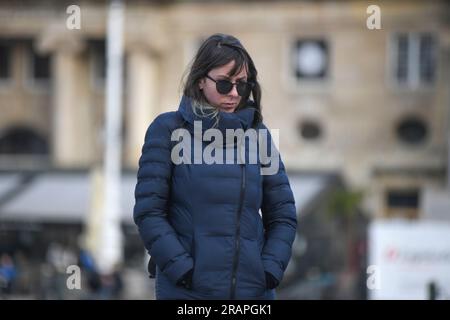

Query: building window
<box><xmin>419</xmin><ymin>34</ymin><xmax>436</xmax><ymax>83</ymax></box>
<box><xmin>32</xmin><ymin>51</ymin><xmax>51</xmax><ymax>80</ymax></box>
<box><xmin>0</xmin><ymin>127</ymin><xmax>48</xmax><ymax>155</ymax></box>
<box><xmin>90</xmin><ymin>39</ymin><xmax>106</xmax><ymax>87</ymax></box>
<box><xmin>396</xmin><ymin>116</ymin><xmax>428</xmax><ymax>145</ymax></box>
<box><xmin>31</xmin><ymin>50</ymin><xmax>51</xmax><ymax>82</ymax></box>
<box><xmin>293</xmin><ymin>39</ymin><xmax>329</xmax><ymax>80</ymax></box>
<box><xmin>387</xmin><ymin>190</ymin><xmax>419</xmax><ymax>208</ymax></box>
<box><xmin>89</xmin><ymin>39</ymin><xmax>127</xmax><ymax>89</ymax></box>
<box><xmin>392</xmin><ymin>33</ymin><xmax>437</xmax><ymax>88</ymax></box>
<box><xmin>386</xmin><ymin>189</ymin><xmax>419</xmax><ymax>219</ymax></box>
<box><xmin>298</xmin><ymin>120</ymin><xmax>322</xmax><ymax>141</ymax></box>
<box><xmin>0</xmin><ymin>41</ymin><xmax>12</xmax><ymax>80</ymax></box>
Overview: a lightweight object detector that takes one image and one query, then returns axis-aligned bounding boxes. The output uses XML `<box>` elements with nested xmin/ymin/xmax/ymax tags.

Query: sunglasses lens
<box><xmin>237</xmin><ymin>82</ymin><xmax>251</xmax><ymax>96</ymax></box>
<box><xmin>216</xmin><ymin>80</ymin><xmax>233</xmax><ymax>94</ymax></box>
<box><xmin>214</xmin><ymin>79</ymin><xmax>253</xmax><ymax>96</ymax></box>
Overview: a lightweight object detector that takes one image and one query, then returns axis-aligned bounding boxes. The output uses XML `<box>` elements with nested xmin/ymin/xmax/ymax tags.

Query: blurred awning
<box><xmin>0</xmin><ymin>172</ymin><xmax>137</xmax><ymax>224</ymax></box>
<box><xmin>288</xmin><ymin>173</ymin><xmax>329</xmax><ymax>216</ymax></box>
<box><xmin>0</xmin><ymin>174</ymin><xmax>23</xmax><ymax>199</ymax></box>
<box><xmin>0</xmin><ymin>171</ymin><xmax>337</xmax><ymax>224</ymax></box>
<box><xmin>287</xmin><ymin>171</ymin><xmax>340</xmax><ymax>217</ymax></box>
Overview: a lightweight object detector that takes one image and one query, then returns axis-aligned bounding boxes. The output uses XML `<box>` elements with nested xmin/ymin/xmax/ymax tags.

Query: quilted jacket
<box><xmin>133</xmin><ymin>95</ymin><xmax>297</xmax><ymax>299</ymax></box>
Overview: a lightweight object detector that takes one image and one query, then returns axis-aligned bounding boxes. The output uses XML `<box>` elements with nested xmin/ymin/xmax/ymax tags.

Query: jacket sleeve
<box><xmin>133</xmin><ymin>114</ymin><xmax>193</xmax><ymax>284</ymax></box>
<box><xmin>259</xmin><ymin>124</ymin><xmax>298</xmax><ymax>284</ymax></box>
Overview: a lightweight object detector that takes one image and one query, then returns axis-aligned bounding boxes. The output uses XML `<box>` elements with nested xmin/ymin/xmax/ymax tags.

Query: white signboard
<box><xmin>368</xmin><ymin>220</ymin><xmax>450</xmax><ymax>300</ymax></box>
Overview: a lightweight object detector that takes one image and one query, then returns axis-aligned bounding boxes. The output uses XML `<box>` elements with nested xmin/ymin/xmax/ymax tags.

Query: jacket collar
<box><xmin>178</xmin><ymin>95</ymin><xmax>257</xmax><ymax>133</ymax></box>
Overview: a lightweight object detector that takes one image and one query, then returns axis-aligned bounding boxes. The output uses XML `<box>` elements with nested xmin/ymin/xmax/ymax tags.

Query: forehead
<box><xmin>210</xmin><ymin>60</ymin><xmax>248</xmax><ymax>78</ymax></box>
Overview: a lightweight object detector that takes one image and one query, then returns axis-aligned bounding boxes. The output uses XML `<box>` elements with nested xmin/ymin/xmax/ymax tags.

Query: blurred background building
<box><xmin>0</xmin><ymin>0</ymin><xmax>449</xmax><ymax>299</ymax></box>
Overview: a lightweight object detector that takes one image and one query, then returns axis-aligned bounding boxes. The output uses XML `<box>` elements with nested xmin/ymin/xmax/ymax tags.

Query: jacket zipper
<box><xmin>230</xmin><ymin>163</ymin><xmax>246</xmax><ymax>299</ymax></box>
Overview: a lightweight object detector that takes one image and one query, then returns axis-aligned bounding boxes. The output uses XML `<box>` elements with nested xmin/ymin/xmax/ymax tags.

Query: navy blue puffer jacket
<box><xmin>133</xmin><ymin>96</ymin><xmax>297</xmax><ymax>300</ymax></box>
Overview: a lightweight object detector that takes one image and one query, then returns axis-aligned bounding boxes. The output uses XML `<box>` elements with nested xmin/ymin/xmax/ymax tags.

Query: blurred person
<box><xmin>133</xmin><ymin>33</ymin><xmax>297</xmax><ymax>300</ymax></box>
<box><xmin>0</xmin><ymin>253</ymin><xmax>17</xmax><ymax>297</ymax></box>
<box><xmin>97</xmin><ymin>265</ymin><xmax>124</xmax><ymax>300</ymax></box>
<box><xmin>44</xmin><ymin>242</ymin><xmax>77</xmax><ymax>299</ymax></box>
<box><xmin>78</xmin><ymin>248</ymin><xmax>101</xmax><ymax>295</ymax></box>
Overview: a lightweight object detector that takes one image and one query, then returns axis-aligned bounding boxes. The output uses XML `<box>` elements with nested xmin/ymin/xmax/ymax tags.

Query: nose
<box><xmin>229</xmin><ymin>84</ymin><xmax>239</xmax><ymax>97</ymax></box>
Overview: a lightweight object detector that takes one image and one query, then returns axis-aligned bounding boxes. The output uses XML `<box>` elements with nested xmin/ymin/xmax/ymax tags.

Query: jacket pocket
<box><xmin>239</xmin><ymin>238</ymin><xmax>266</xmax><ymax>296</ymax></box>
<box><xmin>191</xmin><ymin>234</ymin><xmax>234</xmax><ymax>296</ymax></box>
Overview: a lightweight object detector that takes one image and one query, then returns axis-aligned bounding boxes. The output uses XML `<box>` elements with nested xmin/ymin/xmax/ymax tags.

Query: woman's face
<box><xmin>199</xmin><ymin>60</ymin><xmax>248</xmax><ymax>113</ymax></box>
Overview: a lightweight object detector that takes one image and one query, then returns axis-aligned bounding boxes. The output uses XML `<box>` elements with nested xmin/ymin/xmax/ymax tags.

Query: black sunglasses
<box><xmin>205</xmin><ymin>74</ymin><xmax>253</xmax><ymax>97</ymax></box>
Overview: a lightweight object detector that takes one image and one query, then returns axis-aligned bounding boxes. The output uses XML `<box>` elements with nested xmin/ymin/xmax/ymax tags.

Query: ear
<box><xmin>198</xmin><ymin>78</ymin><xmax>205</xmax><ymax>90</ymax></box>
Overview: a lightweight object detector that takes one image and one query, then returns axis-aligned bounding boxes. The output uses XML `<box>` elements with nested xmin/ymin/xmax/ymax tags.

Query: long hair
<box><xmin>182</xmin><ymin>33</ymin><xmax>263</xmax><ymax>128</ymax></box>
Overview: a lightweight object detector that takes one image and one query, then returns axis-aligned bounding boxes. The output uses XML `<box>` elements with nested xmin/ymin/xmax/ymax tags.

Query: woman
<box><xmin>133</xmin><ymin>33</ymin><xmax>297</xmax><ymax>300</ymax></box>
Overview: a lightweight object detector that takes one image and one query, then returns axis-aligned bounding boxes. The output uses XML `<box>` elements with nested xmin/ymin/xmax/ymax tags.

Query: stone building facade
<box><xmin>0</xmin><ymin>0</ymin><xmax>449</xmax><ymax>220</ymax></box>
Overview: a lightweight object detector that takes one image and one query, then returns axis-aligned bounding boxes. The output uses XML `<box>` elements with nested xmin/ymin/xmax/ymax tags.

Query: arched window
<box><xmin>298</xmin><ymin>120</ymin><xmax>323</xmax><ymax>141</ymax></box>
<box><xmin>396</xmin><ymin>117</ymin><xmax>428</xmax><ymax>145</ymax></box>
<box><xmin>0</xmin><ymin>127</ymin><xmax>48</xmax><ymax>154</ymax></box>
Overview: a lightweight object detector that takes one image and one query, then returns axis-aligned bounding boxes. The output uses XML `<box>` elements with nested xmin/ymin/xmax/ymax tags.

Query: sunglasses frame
<box><xmin>205</xmin><ymin>74</ymin><xmax>253</xmax><ymax>97</ymax></box>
